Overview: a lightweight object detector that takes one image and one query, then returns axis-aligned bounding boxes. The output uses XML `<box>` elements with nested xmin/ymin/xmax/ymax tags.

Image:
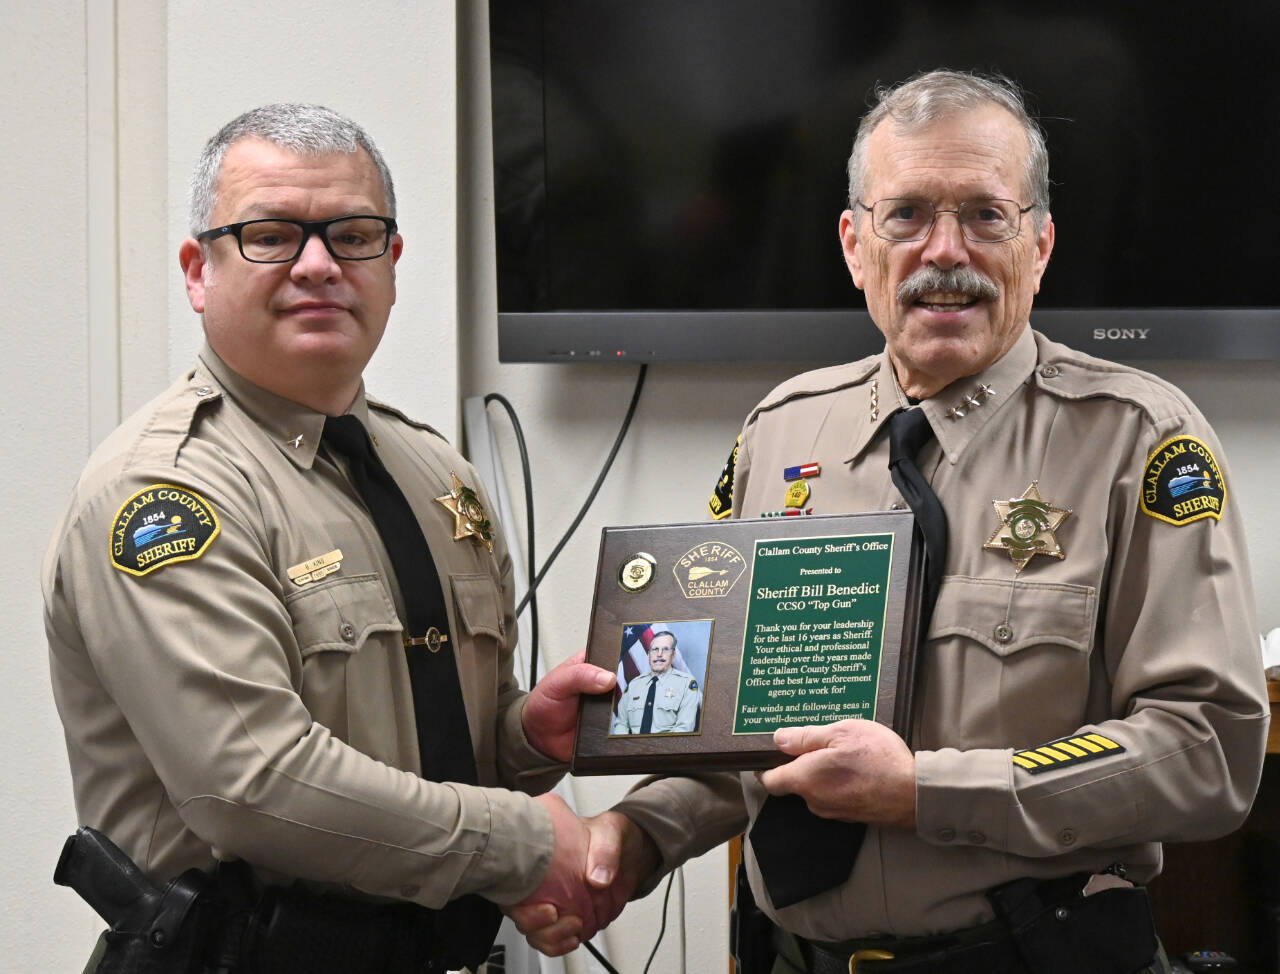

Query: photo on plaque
<box><xmin>608</xmin><ymin>621</ymin><xmax>712</xmax><ymax>738</ymax></box>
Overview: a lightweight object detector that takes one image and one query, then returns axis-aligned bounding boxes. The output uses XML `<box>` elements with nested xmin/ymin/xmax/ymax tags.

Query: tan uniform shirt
<box><xmin>44</xmin><ymin>346</ymin><xmax>560</xmax><ymax>909</ymax></box>
<box><xmin>611</xmin><ymin>669</ymin><xmax>702</xmax><ymax>735</ymax></box>
<box><xmin>616</xmin><ymin>328</ymin><xmax>1269</xmax><ymax>941</ymax></box>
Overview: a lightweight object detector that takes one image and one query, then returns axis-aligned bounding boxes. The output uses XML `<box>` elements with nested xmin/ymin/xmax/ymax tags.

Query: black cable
<box><xmin>585</xmin><ymin>939</ymin><xmax>623</xmax><ymax>974</ymax></box>
<box><xmin>483</xmin><ymin>393</ymin><xmax>539</xmax><ymax>687</ymax></box>
<box><xmin>642</xmin><ymin>871</ymin><xmax>678</xmax><ymax>974</ymax></box>
<box><xmin>515</xmin><ymin>365</ymin><xmax>648</xmax><ymax>621</ymax></box>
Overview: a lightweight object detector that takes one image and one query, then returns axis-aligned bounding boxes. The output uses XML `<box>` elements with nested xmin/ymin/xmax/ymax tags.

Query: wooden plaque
<box><xmin>571</xmin><ymin>511</ymin><xmax>924</xmax><ymax>774</ymax></box>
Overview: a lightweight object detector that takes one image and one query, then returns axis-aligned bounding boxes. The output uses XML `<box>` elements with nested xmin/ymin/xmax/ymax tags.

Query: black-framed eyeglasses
<box><xmin>856</xmin><ymin>198</ymin><xmax>1036</xmax><ymax>243</ymax></box>
<box><xmin>195</xmin><ymin>215</ymin><xmax>398</xmax><ymax>263</ymax></box>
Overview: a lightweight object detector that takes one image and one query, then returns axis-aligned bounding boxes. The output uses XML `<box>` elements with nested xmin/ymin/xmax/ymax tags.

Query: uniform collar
<box><xmin>842</xmin><ymin>325</ymin><xmax>1037</xmax><ymax>466</ymax></box>
<box><xmin>197</xmin><ymin>343</ymin><xmax>371</xmax><ymax>470</ymax></box>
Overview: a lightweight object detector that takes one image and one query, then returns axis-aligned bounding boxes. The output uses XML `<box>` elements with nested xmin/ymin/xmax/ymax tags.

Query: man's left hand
<box><xmin>522</xmin><ymin>651</ymin><xmax>616</xmax><ymax>762</ymax></box>
<box><xmin>758</xmin><ymin>718</ymin><xmax>917</xmax><ymax>828</ymax></box>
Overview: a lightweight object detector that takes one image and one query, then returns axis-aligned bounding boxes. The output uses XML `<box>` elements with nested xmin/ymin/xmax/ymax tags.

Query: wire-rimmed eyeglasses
<box><xmin>856</xmin><ymin>198</ymin><xmax>1036</xmax><ymax>243</ymax></box>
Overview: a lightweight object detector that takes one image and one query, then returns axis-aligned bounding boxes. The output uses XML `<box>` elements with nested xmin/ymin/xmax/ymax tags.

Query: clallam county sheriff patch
<box><xmin>110</xmin><ymin>484</ymin><xmax>220</xmax><ymax>576</ymax></box>
<box><xmin>708</xmin><ymin>434</ymin><xmax>740</xmax><ymax>520</ymax></box>
<box><xmin>1140</xmin><ymin>435</ymin><xmax>1226</xmax><ymax>526</ymax></box>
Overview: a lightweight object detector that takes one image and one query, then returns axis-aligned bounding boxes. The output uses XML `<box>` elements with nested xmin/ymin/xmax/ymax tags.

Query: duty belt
<box><xmin>800</xmin><ymin>871</ymin><xmax>1159</xmax><ymax>974</ymax></box>
<box><xmin>801</xmin><ymin>916</ymin><xmax>1025</xmax><ymax>974</ymax></box>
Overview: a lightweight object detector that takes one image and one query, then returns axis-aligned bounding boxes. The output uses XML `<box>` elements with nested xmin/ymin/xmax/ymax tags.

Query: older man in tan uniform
<box><xmin>512</xmin><ymin>71</ymin><xmax>1270</xmax><ymax>973</ymax></box>
<box><xmin>45</xmin><ymin>104</ymin><xmax>617</xmax><ymax>973</ymax></box>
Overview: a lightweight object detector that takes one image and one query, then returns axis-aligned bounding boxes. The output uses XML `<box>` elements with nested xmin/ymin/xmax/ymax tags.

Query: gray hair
<box><xmin>649</xmin><ymin>630</ymin><xmax>678</xmax><ymax>650</ymax></box>
<box><xmin>847</xmin><ymin>70</ymin><xmax>1050</xmax><ymax>230</ymax></box>
<box><xmin>188</xmin><ymin>103</ymin><xmax>396</xmax><ymax>235</ymax></box>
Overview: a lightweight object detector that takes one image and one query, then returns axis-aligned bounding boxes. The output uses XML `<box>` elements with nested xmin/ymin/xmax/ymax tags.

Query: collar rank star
<box><xmin>983</xmin><ymin>482</ymin><xmax>1071</xmax><ymax>572</ymax></box>
<box><xmin>435</xmin><ymin>473</ymin><xmax>494</xmax><ymax>552</ymax></box>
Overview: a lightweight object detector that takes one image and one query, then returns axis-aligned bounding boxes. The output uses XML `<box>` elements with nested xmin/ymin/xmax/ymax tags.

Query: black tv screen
<box><xmin>489</xmin><ymin>0</ymin><xmax>1280</xmax><ymax>363</ymax></box>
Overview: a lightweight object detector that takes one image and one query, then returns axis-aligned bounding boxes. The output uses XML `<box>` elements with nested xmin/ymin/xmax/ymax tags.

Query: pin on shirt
<box><xmin>784</xmin><ymin>480</ymin><xmax>811</xmax><ymax>508</ymax></box>
<box><xmin>983</xmin><ymin>482</ymin><xmax>1071</xmax><ymax>571</ymax></box>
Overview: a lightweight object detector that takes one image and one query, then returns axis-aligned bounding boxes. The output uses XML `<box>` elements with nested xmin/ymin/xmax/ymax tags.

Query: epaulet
<box><xmin>367</xmin><ymin>397</ymin><xmax>447</xmax><ymax>441</ymax></box>
<box><xmin>123</xmin><ymin>371</ymin><xmax>224</xmax><ymax>470</ymax></box>
<box><xmin>1030</xmin><ymin>332</ymin><xmax>1197</xmax><ymax>428</ymax></box>
<box><xmin>745</xmin><ymin>355</ymin><xmax>880</xmax><ymax>427</ymax></box>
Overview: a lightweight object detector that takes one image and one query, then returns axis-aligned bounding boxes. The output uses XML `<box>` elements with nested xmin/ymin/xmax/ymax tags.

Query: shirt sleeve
<box><xmin>612</xmin><ymin>772</ymin><xmax>749</xmax><ymax>894</ymax></box>
<box><xmin>915</xmin><ymin>412</ymin><xmax>1269</xmax><ymax>859</ymax></box>
<box><xmin>45</xmin><ymin>456</ymin><xmax>554</xmax><ymax>908</ymax></box>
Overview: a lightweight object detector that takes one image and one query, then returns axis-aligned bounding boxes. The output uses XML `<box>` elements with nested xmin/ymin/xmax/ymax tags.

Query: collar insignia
<box><xmin>946</xmin><ymin>383</ymin><xmax>995</xmax><ymax>421</ymax></box>
<box><xmin>435</xmin><ymin>472</ymin><xmax>494</xmax><ymax>552</ymax></box>
<box><xmin>983</xmin><ymin>481</ymin><xmax>1071</xmax><ymax>571</ymax></box>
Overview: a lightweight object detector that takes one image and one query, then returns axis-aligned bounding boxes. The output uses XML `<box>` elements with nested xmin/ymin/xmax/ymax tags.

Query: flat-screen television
<box><xmin>489</xmin><ymin>1</ymin><xmax>1280</xmax><ymax>363</ymax></box>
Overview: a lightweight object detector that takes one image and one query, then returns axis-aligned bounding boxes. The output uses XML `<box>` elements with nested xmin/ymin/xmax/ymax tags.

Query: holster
<box><xmin>94</xmin><ymin>871</ymin><xmax>223</xmax><ymax>974</ymax></box>
<box><xmin>986</xmin><ymin>872</ymin><xmax>1158</xmax><ymax>974</ymax></box>
<box><xmin>730</xmin><ymin>861</ymin><xmax>778</xmax><ymax>974</ymax></box>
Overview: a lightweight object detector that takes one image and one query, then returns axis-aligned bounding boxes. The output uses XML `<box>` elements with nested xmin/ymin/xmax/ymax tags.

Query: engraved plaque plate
<box><xmin>571</xmin><ymin>511</ymin><xmax>923</xmax><ymax>774</ymax></box>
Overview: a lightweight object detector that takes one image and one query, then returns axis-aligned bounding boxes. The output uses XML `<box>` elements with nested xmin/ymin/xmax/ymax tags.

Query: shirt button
<box><xmin>938</xmin><ymin>828</ymin><xmax>956</xmax><ymax>842</ymax></box>
<box><xmin>1039</xmin><ymin>364</ymin><xmax>1061</xmax><ymax>379</ymax></box>
<box><xmin>340</xmin><ymin>622</ymin><xmax>356</xmax><ymax>641</ymax></box>
<box><xmin>195</xmin><ymin>385</ymin><xmax>215</xmax><ymax>397</ymax></box>
<box><xmin>968</xmin><ymin>831</ymin><xmax>986</xmax><ymax>845</ymax></box>
<box><xmin>400</xmin><ymin>885</ymin><xmax>420</xmax><ymax>898</ymax></box>
<box><xmin>993</xmin><ymin>623</ymin><xmax>1014</xmax><ymax>643</ymax></box>
<box><xmin>1058</xmin><ymin>827</ymin><xmax>1077</xmax><ymax>846</ymax></box>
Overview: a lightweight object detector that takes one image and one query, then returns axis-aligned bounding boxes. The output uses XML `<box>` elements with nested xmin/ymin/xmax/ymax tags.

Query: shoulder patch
<box><xmin>708</xmin><ymin>434</ymin><xmax>741</xmax><ymax>520</ymax></box>
<box><xmin>110</xmin><ymin>484</ymin><xmax>220</xmax><ymax>576</ymax></box>
<box><xmin>1012</xmin><ymin>732</ymin><xmax>1125</xmax><ymax>775</ymax></box>
<box><xmin>1140</xmin><ymin>435</ymin><xmax>1226</xmax><ymax>526</ymax></box>
<box><xmin>689</xmin><ymin>679</ymin><xmax>699</xmax><ymax>690</ymax></box>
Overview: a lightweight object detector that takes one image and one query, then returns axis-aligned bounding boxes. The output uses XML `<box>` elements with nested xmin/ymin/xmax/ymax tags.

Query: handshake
<box><xmin>510</xmin><ymin>652</ymin><xmax>661</xmax><ymax>955</ymax></box>
<box><xmin>504</xmin><ymin>796</ymin><xmax>660</xmax><ymax>956</ymax></box>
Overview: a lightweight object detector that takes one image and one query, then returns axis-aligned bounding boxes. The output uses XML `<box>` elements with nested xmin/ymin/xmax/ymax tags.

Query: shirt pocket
<box><xmin>285</xmin><ymin>573</ymin><xmax>403</xmax><ymax>657</ymax></box>
<box><xmin>450</xmin><ymin>571</ymin><xmax>505</xmax><ymax>642</ymax></box>
<box><xmin>448</xmin><ymin>571</ymin><xmax>505</xmax><ymax>778</ymax></box>
<box><xmin>920</xmin><ymin>575</ymin><xmax>1099</xmax><ymax>746</ymax></box>
<box><xmin>285</xmin><ymin>574</ymin><xmax>403</xmax><ymax>741</ymax></box>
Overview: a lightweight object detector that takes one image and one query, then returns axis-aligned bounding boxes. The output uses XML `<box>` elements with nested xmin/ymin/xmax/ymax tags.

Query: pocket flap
<box><xmin>451</xmin><ymin>572</ymin><xmax>506</xmax><ymax>641</ymax></box>
<box><xmin>930</xmin><ymin>575</ymin><xmax>1097</xmax><ymax>657</ymax></box>
<box><xmin>285</xmin><ymin>574</ymin><xmax>402</xmax><ymax>656</ymax></box>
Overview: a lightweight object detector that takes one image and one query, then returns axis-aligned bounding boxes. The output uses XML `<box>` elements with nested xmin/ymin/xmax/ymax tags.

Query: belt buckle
<box><xmin>849</xmin><ymin>949</ymin><xmax>894</xmax><ymax>973</ymax></box>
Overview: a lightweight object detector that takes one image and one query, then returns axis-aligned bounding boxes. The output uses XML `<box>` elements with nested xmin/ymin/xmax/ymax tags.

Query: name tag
<box><xmin>288</xmin><ymin>548</ymin><xmax>343</xmax><ymax>586</ymax></box>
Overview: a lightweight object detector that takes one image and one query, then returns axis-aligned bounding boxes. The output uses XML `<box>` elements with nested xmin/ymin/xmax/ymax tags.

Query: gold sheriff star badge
<box><xmin>983</xmin><ymin>482</ymin><xmax>1071</xmax><ymax>572</ymax></box>
<box><xmin>435</xmin><ymin>473</ymin><xmax>494</xmax><ymax>552</ymax></box>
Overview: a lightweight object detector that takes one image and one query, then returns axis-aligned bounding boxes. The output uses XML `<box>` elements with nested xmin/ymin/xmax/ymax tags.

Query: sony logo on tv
<box><xmin>1093</xmin><ymin>328</ymin><xmax>1150</xmax><ymax>341</ymax></box>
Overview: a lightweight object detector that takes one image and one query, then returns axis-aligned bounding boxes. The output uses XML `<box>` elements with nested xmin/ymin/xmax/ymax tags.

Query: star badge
<box><xmin>983</xmin><ymin>482</ymin><xmax>1071</xmax><ymax>572</ymax></box>
<box><xmin>435</xmin><ymin>473</ymin><xmax>494</xmax><ymax>552</ymax></box>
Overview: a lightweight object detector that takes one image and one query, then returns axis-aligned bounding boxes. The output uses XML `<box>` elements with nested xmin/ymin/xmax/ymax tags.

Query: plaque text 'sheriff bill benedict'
<box><xmin>572</xmin><ymin>511</ymin><xmax>924</xmax><ymax>774</ymax></box>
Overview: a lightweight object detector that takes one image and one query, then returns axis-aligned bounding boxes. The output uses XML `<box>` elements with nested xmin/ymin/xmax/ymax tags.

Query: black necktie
<box><xmin>888</xmin><ymin>406</ymin><xmax>948</xmax><ymax>637</ymax></box>
<box><xmin>750</xmin><ymin>406</ymin><xmax>948</xmax><ymax>909</ymax></box>
<box><xmin>321</xmin><ymin>415</ymin><xmax>500</xmax><ymax>970</ymax></box>
<box><xmin>639</xmin><ymin>678</ymin><xmax>658</xmax><ymax>734</ymax></box>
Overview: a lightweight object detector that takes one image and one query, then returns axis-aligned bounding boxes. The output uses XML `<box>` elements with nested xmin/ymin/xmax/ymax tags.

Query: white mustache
<box><xmin>897</xmin><ymin>266</ymin><xmax>999</xmax><ymax>305</ymax></box>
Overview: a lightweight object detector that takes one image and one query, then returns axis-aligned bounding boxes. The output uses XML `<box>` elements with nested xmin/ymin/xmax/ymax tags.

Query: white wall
<box><xmin>4</xmin><ymin>2</ymin><xmax>1278</xmax><ymax>973</ymax></box>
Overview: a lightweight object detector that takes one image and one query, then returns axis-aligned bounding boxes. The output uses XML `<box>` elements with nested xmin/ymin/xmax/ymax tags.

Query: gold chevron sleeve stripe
<box><xmin>1013</xmin><ymin>732</ymin><xmax>1126</xmax><ymax>775</ymax></box>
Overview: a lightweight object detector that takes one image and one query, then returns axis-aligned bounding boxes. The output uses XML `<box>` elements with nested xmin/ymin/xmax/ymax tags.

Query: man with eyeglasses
<box><xmin>513</xmin><ymin>70</ymin><xmax>1267</xmax><ymax>974</ymax></box>
<box><xmin>44</xmin><ymin>104</ymin><xmax>620</xmax><ymax>973</ymax></box>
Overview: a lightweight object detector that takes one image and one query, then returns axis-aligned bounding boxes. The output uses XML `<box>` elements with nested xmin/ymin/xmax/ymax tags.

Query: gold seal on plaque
<box><xmin>618</xmin><ymin>552</ymin><xmax>657</xmax><ymax>592</ymax></box>
<box><xmin>673</xmin><ymin>542</ymin><xmax>747</xmax><ymax>599</ymax></box>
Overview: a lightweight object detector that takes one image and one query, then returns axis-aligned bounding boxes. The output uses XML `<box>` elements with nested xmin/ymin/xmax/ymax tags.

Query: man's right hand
<box><xmin>507</xmin><ymin>807</ymin><xmax>660</xmax><ymax>956</ymax></box>
<box><xmin>510</xmin><ymin>792</ymin><xmax>600</xmax><ymax>951</ymax></box>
